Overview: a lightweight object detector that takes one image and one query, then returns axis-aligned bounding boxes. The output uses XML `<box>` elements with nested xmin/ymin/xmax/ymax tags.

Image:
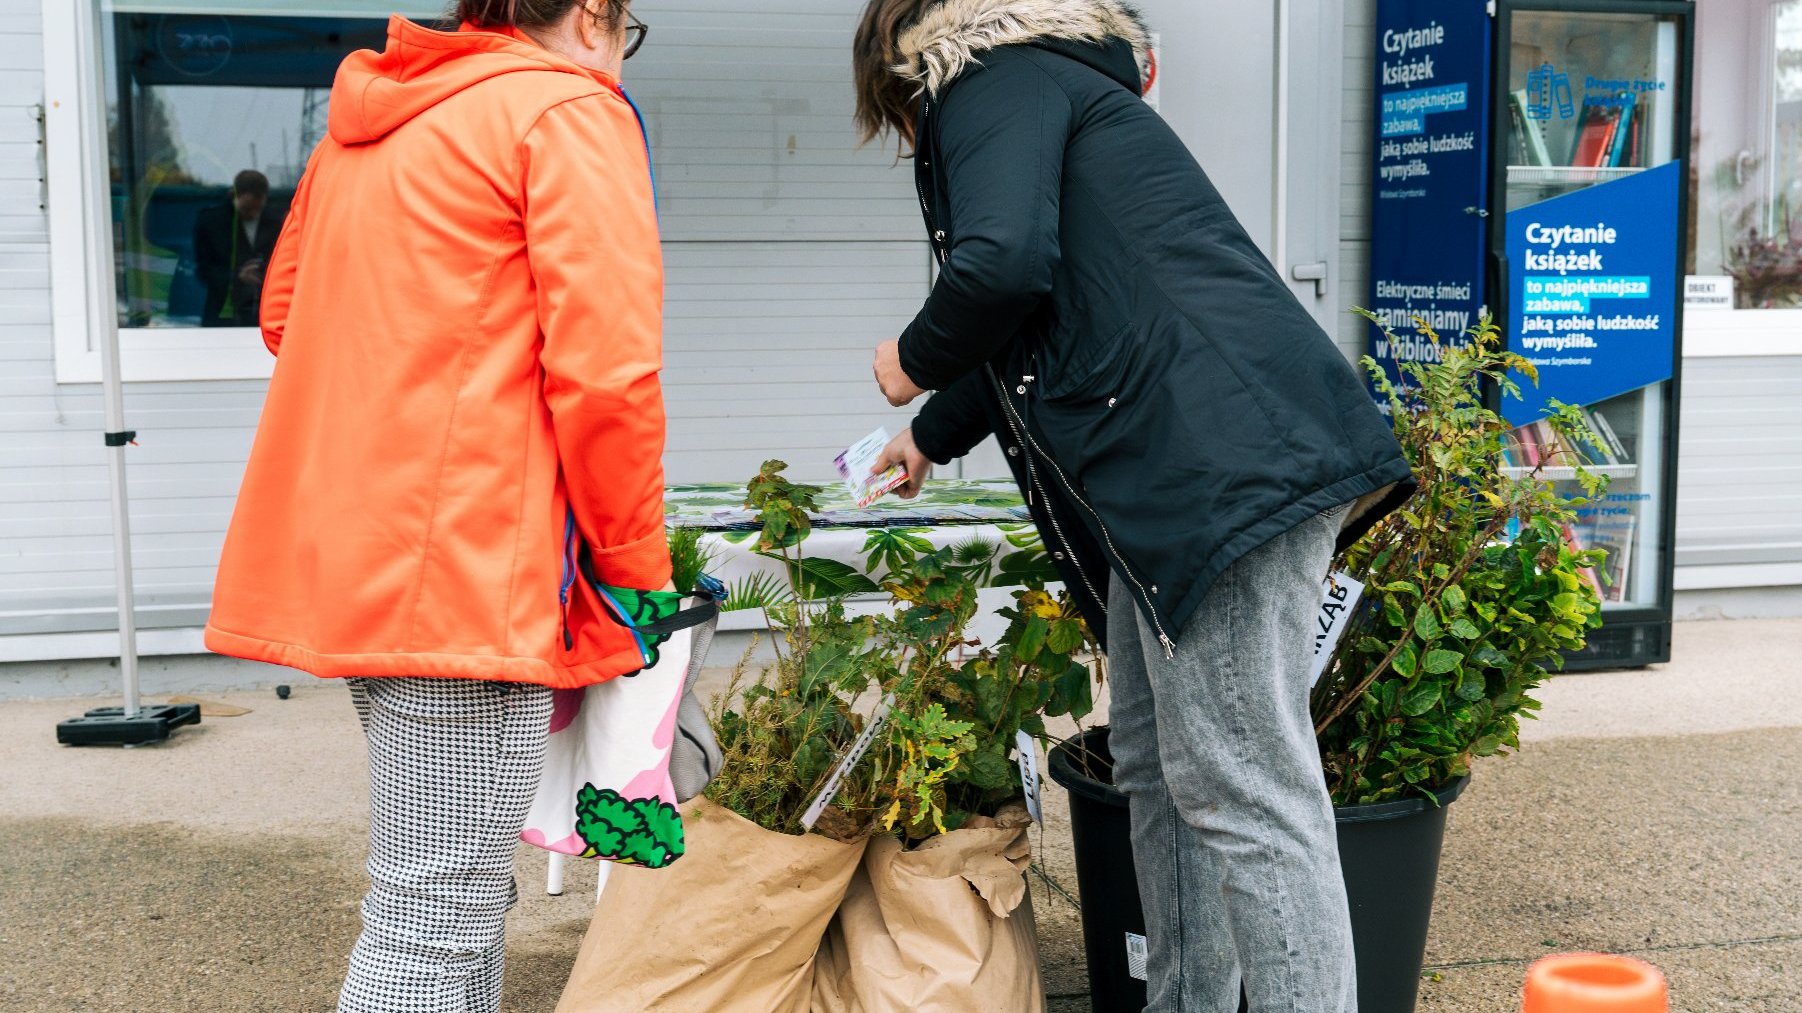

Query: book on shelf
<box><xmin>1573</xmin><ymin>408</ymin><xmax>1619</xmax><ymax>466</ymax></box>
<box><xmin>1509</xmin><ymin>89</ymin><xmax>1554</xmax><ymax>167</ymax></box>
<box><xmin>1588</xmin><ymin>407</ymin><xmax>1631</xmax><ymax>463</ymax></box>
<box><xmin>1569</xmin><ymin>97</ymin><xmax>1624</xmax><ymax>169</ymax></box>
<box><xmin>1605</xmin><ymin>91</ymin><xmax>1638</xmax><ymax>168</ymax></box>
<box><xmin>1624</xmin><ymin>100</ymin><xmax>1647</xmax><ymax>168</ymax></box>
<box><xmin>1585</xmin><ymin>512</ymin><xmax>1638</xmax><ymax>603</ymax></box>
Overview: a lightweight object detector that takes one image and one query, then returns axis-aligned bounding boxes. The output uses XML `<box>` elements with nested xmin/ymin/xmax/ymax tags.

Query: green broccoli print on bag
<box><xmin>600</xmin><ymin>586</ymin><xmax>686</xmax><ymax>671</ymax></box>
<box><xmin>573</xmin><ymin>783</ymin><xmax>686</xmax><ymax>869</ymax></box>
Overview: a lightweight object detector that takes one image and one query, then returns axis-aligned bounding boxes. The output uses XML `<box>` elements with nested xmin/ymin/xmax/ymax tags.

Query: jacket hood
<box><xmin>328</xmin><ymin>17</ymin><xmax>614</xmax><ymax>145</ymax></box>
<box><xmin>896</xmin><ymin>0</ymin><xmax>1152</xmax><ymax>98</ymax></box>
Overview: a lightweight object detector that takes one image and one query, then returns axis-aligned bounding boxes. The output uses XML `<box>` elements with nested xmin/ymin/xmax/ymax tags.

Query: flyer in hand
<box><xmin>835</xmin><ymin>428</ymin><xmax>910</xmax><ymax>508</ymax></box>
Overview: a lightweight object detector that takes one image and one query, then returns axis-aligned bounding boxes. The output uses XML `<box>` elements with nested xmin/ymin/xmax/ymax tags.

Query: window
<box><xmin>45</xmin><ymin>1</ymin><xmax>438</xmax><ymax>383</ymax></box>
<box><xmin>1686</xmin><ymin>0</ymin><xmax>1802</xmax><ymax>353</ymax></box>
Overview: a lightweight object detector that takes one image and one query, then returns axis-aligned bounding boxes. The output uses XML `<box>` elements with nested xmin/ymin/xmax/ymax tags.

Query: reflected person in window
<box><xmin>192</xmin><ymin>169</ymin><xmax>284</xmax><ymax>327</ymax></box>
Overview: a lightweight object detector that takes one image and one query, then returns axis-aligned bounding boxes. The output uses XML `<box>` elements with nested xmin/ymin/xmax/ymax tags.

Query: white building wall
<box><xmin>2</xmin><ymin>0</ymin><xmax>927</xmax><ymax>647</ymax></box>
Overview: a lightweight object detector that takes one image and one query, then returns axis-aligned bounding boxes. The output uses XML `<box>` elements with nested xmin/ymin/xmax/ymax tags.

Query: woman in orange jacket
<box><xmin>204</xmin><ymin>2</ymin><xmax>664</xmax><ymax>1009</ymax></box>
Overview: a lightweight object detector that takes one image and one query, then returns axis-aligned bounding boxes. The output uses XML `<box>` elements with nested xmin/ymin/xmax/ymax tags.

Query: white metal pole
<box><xmin>77</xmin><ymin>0</ymin><xmax>141</xmax><ymax>716</ymax></box>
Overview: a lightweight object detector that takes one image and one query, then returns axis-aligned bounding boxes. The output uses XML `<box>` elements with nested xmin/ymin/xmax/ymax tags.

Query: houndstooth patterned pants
<box><xmin>340</xmin><ymin>677</ymin><xmax>554</xmax><ymax>1013</ymax></box>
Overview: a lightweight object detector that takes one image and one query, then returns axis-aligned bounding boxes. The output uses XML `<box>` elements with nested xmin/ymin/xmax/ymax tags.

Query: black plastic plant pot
<box><xmin>1048</xmin><ymin>727</ymin><xmax>1465</xmax><ymax>1013</ymax></box>
<box><xmin>1336</xmin><ymin>771</ymin><xmax>1468</xmax><ymax>1013</ymax></box>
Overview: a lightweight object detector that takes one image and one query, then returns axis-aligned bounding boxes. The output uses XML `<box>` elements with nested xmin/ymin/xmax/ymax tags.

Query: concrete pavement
<box><xmin>1</xmin><ymin>617</ymin><xmax>1798</xmax><ymax>1011</ymax></box>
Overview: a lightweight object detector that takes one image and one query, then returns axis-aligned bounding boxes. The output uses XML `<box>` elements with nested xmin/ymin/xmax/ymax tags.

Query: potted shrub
<box><xmin>560</xmin><ymin>462</ymin><xmax>881</xmax><ymax>1013</ymax></box>
<box><xmin>562</xmin><ymin>461</ymin><xmax>1100</xmax><ymax>1012</ymax></box>
<box><xmin>1048</xmin><ymin>317</ymin><xmax>1608</xmax><ymax>1013</ymax></box>
<box><xmin>814</xmin><ymin>555</ymin><xmax>1098</xmax><ymax>1012</ymax></box>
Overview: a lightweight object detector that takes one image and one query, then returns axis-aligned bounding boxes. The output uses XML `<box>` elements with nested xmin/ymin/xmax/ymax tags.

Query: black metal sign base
<box><xmin>57</xmin><ymin>704</ymin><xmax>202</xmax><ymax>746</ymax></box>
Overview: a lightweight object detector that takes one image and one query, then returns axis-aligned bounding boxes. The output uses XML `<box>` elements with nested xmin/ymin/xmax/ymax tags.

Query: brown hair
<box><xmin>456</xmin><ymin>0</ymin><xmax>625</xmax><ymax>31</ymax></box>
<box><xmin>853</xmin><ymin>0</ymin><xmax>940</xmax><ymax>154</ymax></box>
<box><xmin>232</xmin><ymin>169</ymin><xmax>270</xmax><ymax>198</ymax></box>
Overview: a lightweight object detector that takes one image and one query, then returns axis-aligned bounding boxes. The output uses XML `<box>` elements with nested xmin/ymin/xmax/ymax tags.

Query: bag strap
<box><xmin>578</xmin><ymin>544</ymin><xmax>728</xmax><ymax>638</ymax></box>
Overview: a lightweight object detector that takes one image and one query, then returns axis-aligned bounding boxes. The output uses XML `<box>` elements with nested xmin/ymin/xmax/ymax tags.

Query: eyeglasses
<box><xmin>622</xmin><ymin>9</ymin><xmax>649</xmax><ymax>60</ymax></box>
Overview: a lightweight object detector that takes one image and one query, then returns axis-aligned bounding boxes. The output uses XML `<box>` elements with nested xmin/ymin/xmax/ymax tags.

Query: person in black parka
<box><xmin>855</xmin><ymin>2</ymin><xmax>1414</xmax><ymax>1010</ymax></box>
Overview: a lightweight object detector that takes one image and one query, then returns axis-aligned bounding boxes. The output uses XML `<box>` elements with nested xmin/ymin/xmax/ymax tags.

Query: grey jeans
<box><xmin>1107</xmin><ymin>507</ymin><xmax>1355</xmax><ymax>1012</ymax></box>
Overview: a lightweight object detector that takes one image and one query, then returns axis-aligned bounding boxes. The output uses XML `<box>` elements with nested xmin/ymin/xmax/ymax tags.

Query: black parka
<box><xmin>898</xmin><ymin>2</ymin><xmax>1414</xmax><ymax>652</ymax></box>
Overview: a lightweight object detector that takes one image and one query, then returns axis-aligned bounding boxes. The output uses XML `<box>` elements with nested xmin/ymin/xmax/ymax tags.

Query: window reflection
<box><xmin>107</xmin><ymin>14</ymin><xmax>390</xmax><ymax>327</ymax></box>
<box><xmin>1693</xmin><ymin>0</ymin><xmax>1802</xmax><ymax>309</ymax></box>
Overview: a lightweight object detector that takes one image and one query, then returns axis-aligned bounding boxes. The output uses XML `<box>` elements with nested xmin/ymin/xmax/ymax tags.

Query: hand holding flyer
<box><xmin>836</xmin><ymin>428</ymin><xmax>911</xmax><ymax>508</ymax></box>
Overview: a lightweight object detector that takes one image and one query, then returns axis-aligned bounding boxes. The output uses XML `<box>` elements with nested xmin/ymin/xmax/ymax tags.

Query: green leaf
<box><xmin>1455</xmin><ymin>668</ymin><xmax>1488</xmax><ymax>702</ymax></box>
<box><xmin>1048</xmin><ymin>658</ymin><xmax>1094</xmax><ymax>720</ymax></box>
<box><xmin>1442</xmin><ymin>585</ymin><xmax>1468</xmax><ymax>614</ymax></box>
<box><xmin>1448</xmin><ymin>618</ymin><xmax>1481</xmax><ymax>641</ymax></box>
<box><xmin>1401</xmin><ymin>680</ymin><xmax>1442</xmax><ymax>717</ymax></box>
<box><xmin>1421</xmin><ymin>649</ymin><xmax>1463</xmax><ymax>675</ymax></box>
<box><xmin>1392</xmin><ymin>640</ymin><xmax>1419</xmax><ymax>680</ymax></box>
<box><xmin>1047</xmin><ymin>618</ymin><xmax>1085</xmax><ymax>656</ymax></box>
<box><xmin>1413</xmin><ymin>607</ymin><xmax>1443</xmax><ymax>641</ymax></box>
<box><xmin>1016</xmin><ymin>616</ymin><xmax>1049</xmax><ymax>663</ymax></box>
<box><xmin>961</xmin><ymin>747</ymin><xmax>1015</xmax><ymax>792</ymax></box>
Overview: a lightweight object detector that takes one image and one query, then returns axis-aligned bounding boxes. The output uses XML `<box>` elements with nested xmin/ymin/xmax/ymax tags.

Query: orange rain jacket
<box><xmin>205</xmin><ymin>18</ymin><xmax>670</xmax><ymax>690</ymax></box>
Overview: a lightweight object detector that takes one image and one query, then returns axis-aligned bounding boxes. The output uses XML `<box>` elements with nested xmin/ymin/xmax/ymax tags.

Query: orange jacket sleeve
<box><xmin>522</xmin><ymin>93</ymin><xmax>671</xmax><ymax>590</ymax></box>
<box><xmin>259</xmin><ymin>156</ymin><xmax>318</xmax><ymax>357</ymax></box>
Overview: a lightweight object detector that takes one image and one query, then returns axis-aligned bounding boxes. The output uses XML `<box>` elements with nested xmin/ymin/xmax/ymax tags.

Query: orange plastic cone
<box><xmin>1523</xmin><ymin>953</ymin><xmax>1668</xmax><ymax>1013</ymax></box>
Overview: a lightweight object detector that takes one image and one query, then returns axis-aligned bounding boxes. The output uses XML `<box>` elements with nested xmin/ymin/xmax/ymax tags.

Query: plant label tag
<box><xmin>1310</xmin><ymin>571</ymin><xmax>1366</xmax><ymax>688</ymax></box>
<box><xmin>801</xmin><ymin>694</ymin><xmax>895</xmax><ymax>831</ymax></box>
<box><xmin>1016</xmin><ymin>729</ymin><xmax>1044</xmax><ymax>823</ymax></box>
<box><xmin>835</xmin><ymin>428</ymin><xmax>910</xmax><ymax>508</ymax></box>
<box><xmin>1125</xmin><ymin>933</ymin><xmax>1149</xmax><ymax>981</ymax></box>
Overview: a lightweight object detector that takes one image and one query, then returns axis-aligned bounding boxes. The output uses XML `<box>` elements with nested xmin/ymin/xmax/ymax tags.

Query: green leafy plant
<box><xmin>1314</xmin><ymin>315</ymin><xmax>1607</xmax><ymax>806</ymax></box>
<box><xmin>858</xmin><ymin>554</ymin><xmax>1098</xmax><ymax>842</ymax></box>
<box><xmin>667</xmin><ymin>525</ymin><xmax>716</xmax><ymax>594</ymax></box>
<box><xmin>703</xmin><ymin>462</ymin><xmax>879</xmax><ymax>840</ymax></box>
<box><xmin>703</xmin><ymin>462</ymin><xmax>1100</xmax><ymax>846</ymax></box>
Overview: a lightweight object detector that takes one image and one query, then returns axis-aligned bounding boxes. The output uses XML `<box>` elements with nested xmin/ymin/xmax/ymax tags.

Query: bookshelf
<box><xmin>1501</xmin><ymin>463</ymin><xmax>1640</xmax><ymax>482</ymax></box>
<box><xmin>1489</xmin><ymin>3</ymin><xmax>1689</xmax><ymax>669</ymax></box>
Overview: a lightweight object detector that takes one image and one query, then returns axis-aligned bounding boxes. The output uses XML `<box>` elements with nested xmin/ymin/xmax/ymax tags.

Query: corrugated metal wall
<box><xmin>1675</xmin><ymin>357</ymin><xmax>1802</xmax><ymax>569</ymax></box>
<box><xmin>0</xmin><ymin>0</ymin><xmax>928</xmax><ymax>638</ymax></box>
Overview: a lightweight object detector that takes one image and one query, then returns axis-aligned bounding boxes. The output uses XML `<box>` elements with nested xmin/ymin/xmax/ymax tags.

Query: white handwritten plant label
<box><xmin>801</xmin><ymin>694</ymin><xmax>895</xmax><ymax>831</ymax></box>
<box><xmin>1016</xmin><ymin>730</ymin><xmax>1044</xmax><ymax>823</ymax></box>
<box><xmin>1310</xmin><ymin>572</ymin><xmax>1366</xmax><ymax>688</ymax></box>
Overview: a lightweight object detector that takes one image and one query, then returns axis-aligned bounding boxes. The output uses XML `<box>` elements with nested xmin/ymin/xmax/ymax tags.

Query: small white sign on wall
<box><xmin>1684</xmin><ymin>275</ymin><xmax>1735</xmax><ymax>311</ymax></box>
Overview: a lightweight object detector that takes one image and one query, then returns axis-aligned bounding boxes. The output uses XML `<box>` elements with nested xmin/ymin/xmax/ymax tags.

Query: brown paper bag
<box><xmin>558</xmin><ymin>797</ymin><xmax>868</xmax><ymax>1013</ymax></box>
<box><xmin>812</xmin><ymin>805</ymin><xmax>1046</xmax><ymax>1013</ymax></box>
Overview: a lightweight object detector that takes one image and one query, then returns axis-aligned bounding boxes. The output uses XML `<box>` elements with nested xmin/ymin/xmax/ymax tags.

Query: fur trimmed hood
<box><xmin>896</xmin><ymin>0</ymin><xmax>1152</xmax><ymax>98</ymax></box>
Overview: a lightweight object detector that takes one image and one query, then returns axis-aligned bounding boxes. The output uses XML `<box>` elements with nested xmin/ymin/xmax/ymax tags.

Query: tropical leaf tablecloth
<box><xmin>664</xmin><ymin>480</ymin><xmax>1054</xmax><ymax>613</ymax></box>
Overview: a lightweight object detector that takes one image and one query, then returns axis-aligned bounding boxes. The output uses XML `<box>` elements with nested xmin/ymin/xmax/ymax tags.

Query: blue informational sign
<box><xmin>1503</xmin><ymin>161</ymin><xmax>1680</xmax><ymax>427</ymax></box>
<box><xmin>1367</xmin><ymin>0</ymin><xmax>1492</xmax><ymax>387</ymax></box>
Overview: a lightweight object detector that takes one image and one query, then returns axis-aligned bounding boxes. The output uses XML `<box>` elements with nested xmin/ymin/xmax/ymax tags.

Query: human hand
<box><xmin>873</xmin><ymin>339</ymin><xmax>926</xmax><ymax>408</ymax></box>
<box><xmin>870</xmin><ymin>427</ymin><xmax>932</xmax><ymax>499</ymax></box>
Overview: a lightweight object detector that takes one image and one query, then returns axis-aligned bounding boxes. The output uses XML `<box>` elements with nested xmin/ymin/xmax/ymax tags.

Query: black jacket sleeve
<box><xmin>911</xmin><ymin>371</ymin><xmax>994</xmax><ymax>465</ymax></box>
<box><xmin>898</xmin><ymin>55</ymin><xmax>1072</xmax><ymax>392</ymax></box>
